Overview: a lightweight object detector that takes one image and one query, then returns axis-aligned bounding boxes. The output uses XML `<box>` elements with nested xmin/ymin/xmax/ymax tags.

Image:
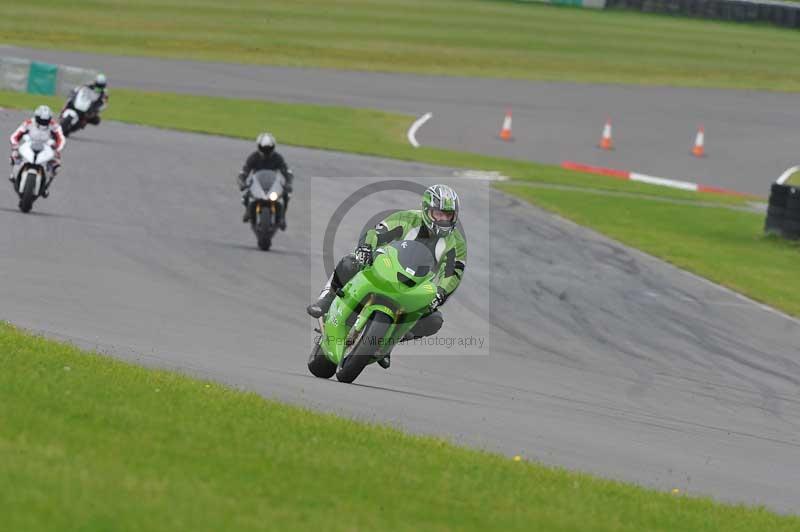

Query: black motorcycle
<box><xmin>244</xmin><ymin>170</ymin><xmax>285</xmax><ymax>251</ymax></box>
<box><xmin>59</xmin><ymin>86</ymin><xmax>102</xmax><ymax>137</ymax></box>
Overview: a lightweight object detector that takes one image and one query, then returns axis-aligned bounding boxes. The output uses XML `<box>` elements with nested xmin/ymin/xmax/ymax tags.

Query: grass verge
<box><xmin>2</xmin><ymin>322</ymin><xmax>798</xmax><ymax>531</ymax></box>
<box><xmin>4</xmin><ymin>1</ymin><xmax>800</xmax><ymax>91</ymax></box>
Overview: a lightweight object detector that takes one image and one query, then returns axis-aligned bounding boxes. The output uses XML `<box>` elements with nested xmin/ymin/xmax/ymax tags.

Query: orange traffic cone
<box><xmin>499</xmin><ymin>109</ymin><xmax>513</xmax><ymax>141</ymax></box>
<box><xmin>598</xmin><ymin>119</ymin><xmax>614</xmax><ymax>150</ymax></box>
<box><xmin>692</xmin><ymin>125</ymin><xmax>705</xmax><ymax>158</ymax></box>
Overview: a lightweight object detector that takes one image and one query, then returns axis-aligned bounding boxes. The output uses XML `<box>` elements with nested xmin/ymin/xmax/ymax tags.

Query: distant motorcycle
<box><xmin>59</xmin><ymin>86</ymin><xmax>102</xmax><ymax>137</ymax></box>
<box><xmin>11</xmin><ymin>131</ymin><xmax>55</xmax><ymax>213</ymax></box>
<box><xmin>244</xmin><ymin>169</ymin><xmax>285</xmax><ymax>251</ymax></box>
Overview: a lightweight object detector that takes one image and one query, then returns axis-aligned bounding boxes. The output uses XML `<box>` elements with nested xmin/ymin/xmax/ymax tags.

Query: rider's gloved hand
<box><xmin>354</xmin><ymin>244</ymin><xmax>373</xmax><ymax>267</ymax></box>
<box><xmin>236</xmin><ymin>173</ymin><xmax>248</xmax><ymax>191</ymax></box>
<box><xmin>429</xmin><ymin>288</ymin><xmax>447</xmax><ymax>312</ymax></box>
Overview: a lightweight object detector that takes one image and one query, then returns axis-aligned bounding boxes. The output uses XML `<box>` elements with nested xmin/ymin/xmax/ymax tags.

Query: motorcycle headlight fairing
<box><xmin>268</xmin><ymin>191</ymin><xmax>279</xmax><ymax>201</ymax></box>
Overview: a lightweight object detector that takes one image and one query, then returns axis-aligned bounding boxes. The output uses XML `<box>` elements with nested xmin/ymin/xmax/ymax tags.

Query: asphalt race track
<box><xmin>7</xmin><ymin>45</ymin><xmax>800</xmax><ymax>195</ymax></box>
<box><xmin>2</xmin><ymin>109</ymin><xmax>799</xmax><ymax>511</ymax></box>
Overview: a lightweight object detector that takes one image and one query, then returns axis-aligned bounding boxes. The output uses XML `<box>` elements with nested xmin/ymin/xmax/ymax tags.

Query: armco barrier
<box><xmin>0</xmin><ymin>56</ymin><xmax>97</xmax><ymax>97</ymax></box>
<box><xmin>0</xmin><ymin>57</ymin><xmax>30</xmax><ymax>93</ymax></box>
<box><xmin>607</xmin><ymin>0</ymin><xmax>800</xmax><ymax>29</ymax></box>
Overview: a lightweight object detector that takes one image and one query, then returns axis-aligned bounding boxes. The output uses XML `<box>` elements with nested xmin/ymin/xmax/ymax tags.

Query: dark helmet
<box><xmin>257</xmin><ymin>132</ymin><xmax>275</xmax><ymax>155</ymax></box>
<box><xmin>421</xmin><ymin>184</ymin><xmax>459</xmax><ymax>237</ymax></box>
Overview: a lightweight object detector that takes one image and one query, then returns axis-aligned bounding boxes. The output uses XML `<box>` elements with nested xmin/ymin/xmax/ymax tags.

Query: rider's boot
<box><xmin>280</xmin><ymin>195</ymin><xmax>289</xmax><ymax>230</ymax></box>
<box><xmin>241</xmin><ymin>192</ymin><xmax>251</xmax><ymax>223</ymax></box>
<box><xmin>9</xmin><ymin>157</ymin><xmax>17</xmax><ymax>184</ymax></box>
<box><xmin>306</xmin><ymin>288</ymin><xmax>336</xmax><ymax>318</ymax></box>
<box><xmin>41</xmin><ymin>164</ymin><xmax>59</xmax><ymax>198</ymax></box>
<box><xmin>377</xmin><ymin>354</ymin><xmax>391</xmax><ymax>369</ymax></box>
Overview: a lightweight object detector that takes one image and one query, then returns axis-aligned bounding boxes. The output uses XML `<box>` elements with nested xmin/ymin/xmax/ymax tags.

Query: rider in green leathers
<box><xmin>307</xmin><ymin>184</ymin><xmax>466</xmax><ymax>367</ymax></box>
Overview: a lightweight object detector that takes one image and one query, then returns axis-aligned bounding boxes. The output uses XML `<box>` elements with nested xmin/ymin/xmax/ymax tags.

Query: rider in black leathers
<box><xmin>237</xmin><ymin>132</ymin><xmax>294</xmax><ymax>229</ymax></box>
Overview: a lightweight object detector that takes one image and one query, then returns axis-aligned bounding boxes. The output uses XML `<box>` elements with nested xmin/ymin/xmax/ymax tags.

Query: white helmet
<box><xmin>257</xmin><ymin>132</ymin><xmax>275</xmax><ymax>155</ymax></box>
<box><xmin>94</xmin><ymin>73</ymin><xmax>107</xmax><ymax>89</ymax></box>
<box><xmin>34</xmin><ymin>105</ymin><xmax>52</xmax><ymax>129</ymax></box>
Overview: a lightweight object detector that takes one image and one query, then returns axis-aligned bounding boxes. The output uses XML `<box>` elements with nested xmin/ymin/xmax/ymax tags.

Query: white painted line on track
<box><xmin>407</xmin><ymin>112</ymin><xmax>433</xmax><ymax>148</ymax></box>
<box><xmin>630</xmin><ymin>172</ymin><xmax>698</xmax><ymax>192</ymax></box>
<box><xmin>453</xmin><ymin>170</ymin><xmax>510</xmax><ymax>182</ymax></box>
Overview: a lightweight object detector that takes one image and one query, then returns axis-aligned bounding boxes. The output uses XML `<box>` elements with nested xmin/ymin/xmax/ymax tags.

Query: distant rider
<box><xmin>237</xmin><ymin>133</ymin><xmax>294</xmax><ymax>229</ymax></box>
<box><xmin>64</xmin><ymin>73</ymin><xmax>109</xmax><ymax>126</ymax></box>
<box><xmin>306</xmin><ymin>184</ymin><xmax>466</xmax><ymax>368</ymax></box>
<box><xmin>9</xmin><ymin>105</ymin><xmax>66</xmax><ymax>197</ymax></box>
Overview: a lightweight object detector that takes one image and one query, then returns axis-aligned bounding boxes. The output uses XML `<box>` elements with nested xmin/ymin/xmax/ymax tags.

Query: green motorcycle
<box><xmin>308</xmin><ymin>239</ymin><xmax>438</xmax><ymax>383</ymax></box>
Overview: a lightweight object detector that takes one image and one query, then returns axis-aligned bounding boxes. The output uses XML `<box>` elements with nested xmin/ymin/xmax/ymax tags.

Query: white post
<box><xmin>776</xmin><ymin>165</ymin><xmax>800</xmax><ymax>185</ymax></box>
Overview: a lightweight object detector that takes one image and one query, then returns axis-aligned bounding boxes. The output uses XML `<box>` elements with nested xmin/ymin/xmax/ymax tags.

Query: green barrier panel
<box><xmin>26</xmin><ymin>61</ymin><xmax>58</xmax><ymax>95</ymax></box>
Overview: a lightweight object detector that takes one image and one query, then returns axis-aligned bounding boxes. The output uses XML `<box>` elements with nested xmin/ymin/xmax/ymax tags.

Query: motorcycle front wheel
<box><xmin>18</xmin><ymin>174</ymin><xmax>36</xmax><ymax>213</ymax></box>
<box><xmin>256</xmin><ymin>208</ymin><xmax>273</xmax><ymax>251</ymax></box>
<box><xmin>335</xmin><ymin>312</ymin><xmax>393</xmax><ymax>384</ymax></box>
<box><xmin>59</xmin><ymin>117</ymin><xmax>72</xmax><ymax>137</ymax></box>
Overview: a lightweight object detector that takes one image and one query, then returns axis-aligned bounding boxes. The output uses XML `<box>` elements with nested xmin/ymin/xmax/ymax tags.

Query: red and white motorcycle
<box><xmin>11</xmin><ymin>130</ymin><xmax>56</xmax><ymax>213</ymax></box>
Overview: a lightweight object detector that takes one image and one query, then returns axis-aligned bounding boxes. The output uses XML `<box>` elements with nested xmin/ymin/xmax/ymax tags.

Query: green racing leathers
<box><xmin>362</xmin><ymin>209</ymin><xmax>466</xmax><ymax>304</ymax></box>
<box><xmin>309</xmin><ymin>209</ymin><xmax>466</xmax><ymax>340</ymax></box>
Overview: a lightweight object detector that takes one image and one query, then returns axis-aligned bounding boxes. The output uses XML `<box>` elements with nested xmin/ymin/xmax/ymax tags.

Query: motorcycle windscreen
<box><xmin>387</xmin><ymin>240</ymin><xmax>436</xmax><ymax>277</ymax></box>
<box><xmin>250</xmin><ymin>170</ymin><xmax>277</xmax><ymax>200</ymax></box>
<box><xmin>74</xmin><ymin>87</ymin><xmax>99</xmax><ymax>111</ymax></box>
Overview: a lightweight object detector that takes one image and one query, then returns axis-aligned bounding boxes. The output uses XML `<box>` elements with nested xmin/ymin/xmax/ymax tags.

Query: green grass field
<box><xmin>4</xmin><ymin>0</ymin><xmax>800</xmax><ymax>91</ymax></box>
<box><xmin>2</xmin><ymin>322</ymin><xmax>797</xmax><ymax>531</ymax></box>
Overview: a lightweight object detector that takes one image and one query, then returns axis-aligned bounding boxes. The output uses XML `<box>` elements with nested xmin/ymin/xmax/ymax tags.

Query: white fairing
<box><xmin>63</xmin><ymin>108</ymin><xmax>79</xmax><ymax>123</ymax></box>
<box><xmin>16</xmin><ymin>131</ymin><xmax>54</xmax><ymax>196</ymax></box>
<box><xmin>74</xmin><ymin>87</ymin><xmax>98</xmax><ymax>112</ymax></box>
<box><xmin>18</xmin><ymin>170</ymin><xmax>43</xmax><ymax>196</ymax></box>
<box><xmin>18</xmin><ymin>133</ymin><xmax>54</xmax><ymax>166</ymax></box>
<box><xmin>18</xmin><ymin>143</ymin><xmax>35</xmax><ymax>164</ymax></box>
<box><xmin>34</xmin><ymin>145</ymin><xmax>54</xmax><ymax>165</ymax></box>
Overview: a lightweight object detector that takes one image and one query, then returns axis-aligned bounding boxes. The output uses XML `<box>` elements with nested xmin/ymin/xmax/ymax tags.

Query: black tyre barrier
<box><xmin>606</xmin><ymin>0</ymin><xmax>800</xmax><ymax>30</ymax></box>
<box><xmin>765</xmin><ymin>183</ymin><xmax>800</xmax><ymax>239</ymax></box>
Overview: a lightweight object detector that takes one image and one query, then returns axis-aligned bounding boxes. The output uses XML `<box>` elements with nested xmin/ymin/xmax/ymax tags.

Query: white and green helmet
<box><xmin>421</xmin><ymin>184</ymin><xmax>459</xmax><ymax>237</ymax></box>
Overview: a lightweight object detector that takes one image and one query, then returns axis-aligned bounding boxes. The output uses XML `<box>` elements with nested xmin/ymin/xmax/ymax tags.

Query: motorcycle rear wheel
<box><xmin>256</xmin><ymin>209</ymin><xmax>273</xmax><ymax>251</ymax></box>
